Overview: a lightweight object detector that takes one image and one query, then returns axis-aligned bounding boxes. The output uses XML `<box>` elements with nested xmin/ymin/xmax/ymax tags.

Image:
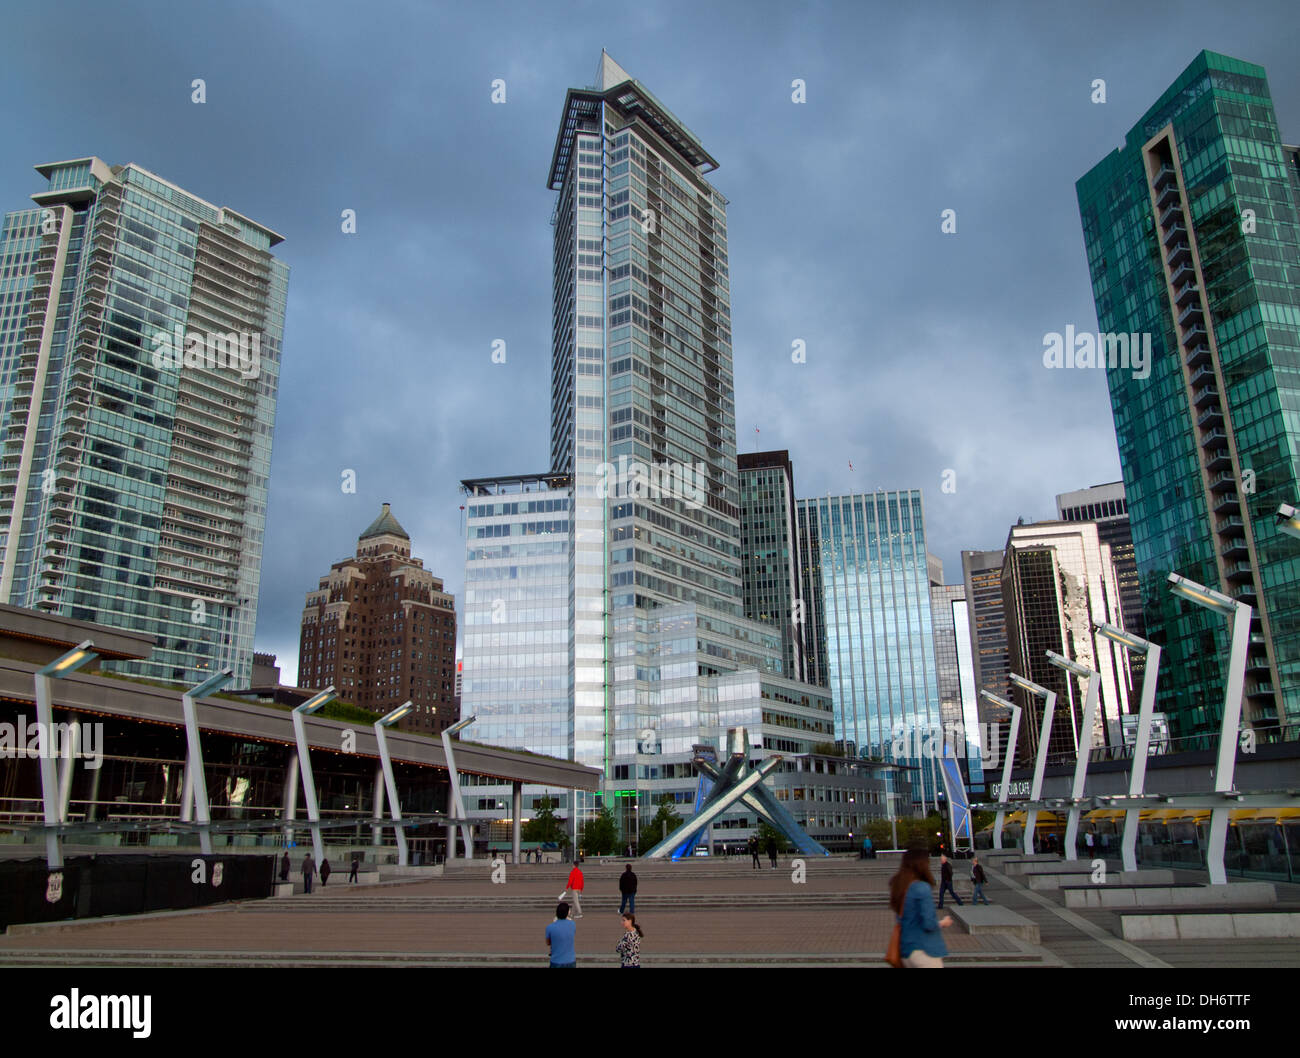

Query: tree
<box><xmin>639</xmin><ymin>795</ymin><xmax>682</xmax><ymax>852</ymax></box>
<box><xmin>522</xmin><ymin>796</ymin><xmax>569</xmax><ymax>848</ymax></box>
<box><xmin>580</xmin><ymin>804</ymin><xmax>620</xmax><ymax>855</ymax></box>
<box><xmin>755</xmin><ymin>821</ymin><xmax>789</xmax><ymax>854</ymax></box>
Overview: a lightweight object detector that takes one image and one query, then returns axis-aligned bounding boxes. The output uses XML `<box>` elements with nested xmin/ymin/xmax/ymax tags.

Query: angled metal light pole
<box><xmin>180</xmin><ymin>668</ymin><xmax>235</xmax><ymax>855</ymax></box>
<box><xmin>1046</xmin><ymin>651</ymin><xmax>1100</xmax><ymax>862</ymax></box>
<box><xmin>1168</xmin><ymin>573</ymin><xmax>1251</xmax><ymax>885</ymax></box>
<box><xmin>441</xmin><ymin>715</ymin><xmax>476</xmax><ymax>861</ymax></box>
<box><xmin>374</xmin><ymin>701</ymin><xmax>414</xmax><ymax>866</ymax></box>
<box><xmin>1096</xmin><ymin>621</ymin><xmax>1162</xmax><ymax>873</ymax></box>
<box><xmin>1009</xmin><ymin>672</ymin><xmax>1056</xmax><ymax>856</ymax></box>
<box><xmin>292</xmin><ymin>687</ymin><xmax>336</xmax><ymax>865</ymax></box>
<box><xmin>979</xmin><ymin>690</ymin><xmax>1022</xmax><ymax>851</ymax></box>
<box><xmin>1276</xmin><ymin>503</ymin><xmax>1300</xmax><ymax>541</ymax></box>
<box><xmin>34</xmin><ymin>640</ymin><xmax>97</xmax><ymax>869</ymax></box>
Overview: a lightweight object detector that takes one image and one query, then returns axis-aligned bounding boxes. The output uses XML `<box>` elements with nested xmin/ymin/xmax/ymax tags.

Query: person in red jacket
<box><xmin>560</xmin><ymin>863</ymin><xmax>585</xmax><ymax>918</ymax></box>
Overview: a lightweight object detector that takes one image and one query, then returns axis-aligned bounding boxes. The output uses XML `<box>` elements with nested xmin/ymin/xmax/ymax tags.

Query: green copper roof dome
<box><xmin>360</xmin><ymin>502</ymin><xmax>408</xmax><ymax>541</ymax></box>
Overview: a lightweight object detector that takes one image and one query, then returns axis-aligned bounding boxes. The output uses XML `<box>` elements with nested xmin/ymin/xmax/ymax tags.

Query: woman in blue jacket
<box><xmin>889</xmin><ymin>842</ymin><xmax>953</xmax><ymax>967</ymax></box>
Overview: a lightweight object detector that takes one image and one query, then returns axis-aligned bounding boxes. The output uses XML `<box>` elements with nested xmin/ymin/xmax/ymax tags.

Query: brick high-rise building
<box><xmin>299</xmin><ymin>504</ymin><xmax>456</xmax><ymax>733</ymax></box>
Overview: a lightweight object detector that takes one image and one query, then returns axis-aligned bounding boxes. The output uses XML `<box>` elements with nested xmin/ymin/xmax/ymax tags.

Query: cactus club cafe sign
<box><xmin>989</xmin><ymin>780</ymin><xmax>1032</xmax><ymax>800</ymax></box>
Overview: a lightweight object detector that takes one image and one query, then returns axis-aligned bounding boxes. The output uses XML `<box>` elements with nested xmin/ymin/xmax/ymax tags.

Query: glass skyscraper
<box><xmin>0</xmin><ymin>158</ymin><xmax>286</xmax><ymax>686</ymax></box>
<box><xmin>1000</xmin><ymin>522</ymin><xmax>1131</xmax><ymax>764</ymax></box>
<box><xmin>738</xmin><ymin>449</ymin><xmax>809</xmax><ymax>683</ymax></box>
<box><xmin>461</xmin><ymin>54</ymin><xmax>833</xmax><ymax>838</ymax></box>
<box><xmin>796</xmin><ymin>490</ymin><xmax>943</xmax><ymax>806</ymax></box>
<box><xmin>1077</xmin><ymin>51</ymin><xmax>1300</xmax><ymax>739</ymax></box>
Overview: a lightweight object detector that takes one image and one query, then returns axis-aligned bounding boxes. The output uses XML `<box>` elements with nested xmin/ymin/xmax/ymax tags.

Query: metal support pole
<box><xmin>1024</xmin><ymin>691</ymin><xmax>1057</xmax><ymax>856</ymax></box>
<box><xmin>511</xmin><ymin>782</ymin><xmax>522</xmax><ymax>865</ymax></box>
<box><xmin>372</xmin><ymin>762</ymin><xmax>386</xmax><ymax>847</ymax></box>
<box><xmin>1121</xmin><ymin>643</ymin><xmax>1161</xmax><ymax>873</ymax></box>
<box><xmin>993</xmin><ymin>705</ymin><xmax>1022</xmax><ymax>851</ymax></box>
<box><xmin>282</xmin><ymin>754</ymin><xmax>299</xmax><ymax>848</ymax></box>
<box><xmin>374</xmin><ymin>717</ymin><xmax>408</xmax><ymax>867</ymax></box>
<box><xmin>56</xmin><ymin>719</ymin><xmax>78</xmax><ymax>824</ymax></box>
<box><xmin>1064</xmin><ymin>675</ymin><xmax>1100</xmax><ymax>862</ymax></box>
<box><xmin>292</xmin><ymin>708</ymin><xmax>325</xmax><ymax>864</ymax></box>
<box><xmin>1206</xmin><ymin>602</ymin><xmax>1252</xmax><ymax>885</ymax></box>
<box><xmin>34</xmin><ymin>675</ymin><xmax>62</xmax><ymax>869</ymax></box>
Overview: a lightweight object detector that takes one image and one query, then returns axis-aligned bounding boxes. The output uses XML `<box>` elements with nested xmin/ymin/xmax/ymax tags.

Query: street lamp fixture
<box><xmin>1276</xmin><ymin>503</ymin><xmax>1300</xmax><ymax>540</ymax></box>
<box><xmin>291</xmin><ymin>686</ymin><xmax>336</xmax><ymax>864</ymax></box>
<box><xmin>1007</xmin><ymin>672</ymin><xmax>1057</xmax><ymax>856</ymax></box>
<box><xmin>1166</xmin><ymin>572</ymin><xmax>1251</xmax><ymax>885</ymax></box>
<box><xmin>979</xmin><ymin>689</ymin><xmax>1023</xmax><ymax>851</ymax></box>
<box><xmin>374</xmin><ymin>701</ymin><xmax>414</xmax><ymax>865</ymax></box>
<box><xmin>1095</xmin><ymin>621</ymin><xmax>1163</xmax><ymax>873</ymax></box>
<box><xmin>181</xmin><ymin>667</ymin><xmax>235</xmax><ymax>854</ymax></box>
<box><xmin>34</xmin><ymin>641</ymin><xmax>98</xmax><ymax>869</ymax></box>
<box><xmin>1046</xmin><ymin>651</ymin><xmax>1100</xmax><ymax>862</ymax></box>
<box><xmin>441</xmin><ymin>714</ymin><xmax>477</xmax><ymax>861</ymax></box>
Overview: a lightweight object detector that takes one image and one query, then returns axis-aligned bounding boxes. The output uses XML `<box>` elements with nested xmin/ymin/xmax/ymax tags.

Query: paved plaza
<box><xmin>0</xmin><ymin>855</ymin><xmax>1296</xmax><ymax>967</ymax></box>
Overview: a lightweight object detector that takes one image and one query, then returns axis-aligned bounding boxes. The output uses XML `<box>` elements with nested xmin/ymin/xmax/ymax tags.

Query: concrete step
<box><xmin>1063</xmin><ymin>881</ymin><xmax>1277</xmax><ymax>910</ymax></box>
<box><xmin>249</xmin><ymin>892</ymin><xmax>895</xmax><ymax>912</ymax></box>
<box><xmin>0</xmin><ymin>947</ymin><xmax>1055</xmax><ymax>968</ymax></box>
<box><xmin>1120</xmin><ymin>910</ymin><xmax>1300</xmax><ymax>942</ymax></box>
<box><xmin>1026</xmin><ymin>869</ymin><xmax>1174</xmax><ymax>890</ymax></box>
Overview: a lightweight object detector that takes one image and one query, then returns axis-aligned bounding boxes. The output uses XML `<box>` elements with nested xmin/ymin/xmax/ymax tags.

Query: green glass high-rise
<box><xmin>1077</xmin><ymin>52</ymin><xmax>1300</xmax><ymax>739</ymax></box>
<box><xmin>0</xmin><ymin>158</ymin><xmax>287</xmax><ymax>686</ymax></box>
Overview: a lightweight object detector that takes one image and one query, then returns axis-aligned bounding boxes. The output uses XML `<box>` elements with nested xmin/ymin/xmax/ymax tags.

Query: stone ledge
<box><xmin>1121</xmin><ymin>911</ymin><xmax>1300</xmax><ymax>941</ymax></box>
<box><xmin>948</xmin><ymin>904</ymin><xmax>1040</xmax><ymax>944</ymax></box>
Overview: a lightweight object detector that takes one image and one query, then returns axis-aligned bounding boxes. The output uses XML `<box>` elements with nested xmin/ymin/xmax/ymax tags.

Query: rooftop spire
<box><xmin>596</xmin><ymin>49</ymin><xmax>633</xmax><ymax>91</ymax></box>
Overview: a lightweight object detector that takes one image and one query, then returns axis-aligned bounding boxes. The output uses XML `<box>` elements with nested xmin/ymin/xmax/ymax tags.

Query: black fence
<box><xmin>0</xmin><ymin>853</ymin><xmax>275</xmax><ymax>932</ymax></box>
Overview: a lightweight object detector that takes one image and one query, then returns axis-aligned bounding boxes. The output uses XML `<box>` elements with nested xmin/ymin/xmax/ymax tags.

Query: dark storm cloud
<box><xmin>1</xmin><ymin>0</ymin><xmax>1296</xmax><ymax>677</ymax></box>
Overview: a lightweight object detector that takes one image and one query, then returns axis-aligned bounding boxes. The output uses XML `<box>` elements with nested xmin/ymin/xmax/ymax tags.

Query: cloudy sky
<box><xmin>2</xmin><ymin>0</ymin><xmax>1297</xmax><ymax>682</ymax></box>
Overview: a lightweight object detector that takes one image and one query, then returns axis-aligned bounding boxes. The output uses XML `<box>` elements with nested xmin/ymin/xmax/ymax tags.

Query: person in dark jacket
<box><xmin>280</xmin><ymin>851</ymin><xmax>290</xmax><ymax>882</ymax></box>
<box><xmin>937</xmin><ymin>854</ymin><xmax>963</xmax><ymax>908</ymax></box>
<box><xmin>749</xmin><ymin>836</ymin><xmax>761</xmax><ymax>870</ymax></box>
<box><xmin>320</xmin><ymin>858</ymin><xmax>331</xmax><ymax>887</ymax></box>
<box><xmin>349</xmin><ymin>856</ymin><xmax>360</xmax><ymax>883</ymax></box>
<box><xmin>970</xmin><ymin>856</ymin><xmax>990</xmax><ymax>904</ymax></box>
<box><xmin>302</xmin><ymin>854</ymin><xmax>315</xmax><ymax>894</ymax></box>
<box><xmin>619</xmin><ymin>864</ymin><xmax>639</xmax><ymax>913</ymax></box>
<box><xmin>766</xmin><ymin>834</ymin><xmax>778</xmax><ymax>867</ymax></box>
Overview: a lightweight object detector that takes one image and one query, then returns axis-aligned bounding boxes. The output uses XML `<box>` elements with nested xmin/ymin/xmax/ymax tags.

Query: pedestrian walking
<box><xmin>349</xmin><ymin>856</ymin><xmax>359</xmax><ymax>883</ymax></box>
<box><xmin>616</xmin><ymin>913</ymin><xmax>643</xmax><ymax>968</ymax></box>
<box><xmin>560</xmin><ymin>863</ymin><xmax>585</xmax><ymax>918</ymax></box>
<box><xmin>766</xmin><ymin>834</ymin><xmax>778</xmax><ymax>868</ymax></box>
<box><xmin>749</xmin><ymin>836</ymin><xmax>761</xmax><ymax>870</ymax></box>
<box><xmin>890</xmin><ymin>841</ymin><xmax>952</xmax><ymax>968</ymax></box>
<box><xmin>937</xmin><ymin>854</ymin><xmax>963</xmax><ymax>908</ymax></box>
<box><xmin>546</xmin><ymin>902</ymin><xmax>577</xmax><ymax>968</ymax></box>
<box><xmin>280</xmin><ymin>851</ymin><xmax>290</xmax><ymax>882</ymax></box>
<box><xmin>302</xmin><ymin>853</ymin><xmax>315</xmax><ymax>894</ymax></box>
<box><xmin>320</xmin><ymin>858</ymin><xmax>331</xmax><ymax>887</ymax></box>
<box><xmin>1085</xmin><ymin>830</ymin><xmax>1095</xmax><ymax>858</ymax></box>
<box><xmin>619</xmin><ymin>863</ymin><xmax>638</xmax><ymax>914</ymax></box>
<box><xmin>970</xmin><ymin>856</ymin><xmax>990</xmax><ymax>905</ymax></box>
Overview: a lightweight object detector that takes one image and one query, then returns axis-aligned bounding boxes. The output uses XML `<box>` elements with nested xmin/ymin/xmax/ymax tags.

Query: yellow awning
<box><xmin>1149</xmin><ymin>808</ymin><xmax>1183</xmax><ymax>820</ymax></box>
<box><xmin>1084</xmin><ymin>808</ymin><xmax>1109</xmax><ymax>821</ymax></box>
<box><xmin>1276</xmin><ymin>807</ymin><xmax>1300</xmax><ymax>820</ymax></box>
<box><xmin>1171</xmin><ymin>809</ymin><xmax>1212</xmax><ymax>823</ymax></box>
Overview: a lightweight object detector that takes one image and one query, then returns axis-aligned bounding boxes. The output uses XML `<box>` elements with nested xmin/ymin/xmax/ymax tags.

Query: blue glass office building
<box><xmin>797</xmin><ymin>490</ymin><xmax>943</xmax><ymax>805</ymax></box>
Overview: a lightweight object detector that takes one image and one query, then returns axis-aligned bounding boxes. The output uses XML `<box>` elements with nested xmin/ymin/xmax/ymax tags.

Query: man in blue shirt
<box><xmin>546</xmin><ymin>902</ymin><xmax>577</xmax><ymax>968</ymax></box>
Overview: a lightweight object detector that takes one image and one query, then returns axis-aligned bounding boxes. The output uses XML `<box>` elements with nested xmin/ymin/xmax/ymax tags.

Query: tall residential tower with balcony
<box><xmin>0</xmin><ymin>158</ymin><xmax>286</xmax><ymax>685</ymax></box>
<box><xmin>1077</xmin><ymin>52</ymin><xmax>1300</xmax><ymax>739</ymax></box>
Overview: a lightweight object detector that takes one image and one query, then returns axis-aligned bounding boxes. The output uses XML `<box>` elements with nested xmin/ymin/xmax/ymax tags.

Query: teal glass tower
<box><xmin>1077</xmin><ymin>52</ymin><xmax>1300</xmax><ymax>739</ymax></box>
<box><xmin>0</xmin><ymin>158</ymin><xmax>287</xmax><ymax>686</ymax></box>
